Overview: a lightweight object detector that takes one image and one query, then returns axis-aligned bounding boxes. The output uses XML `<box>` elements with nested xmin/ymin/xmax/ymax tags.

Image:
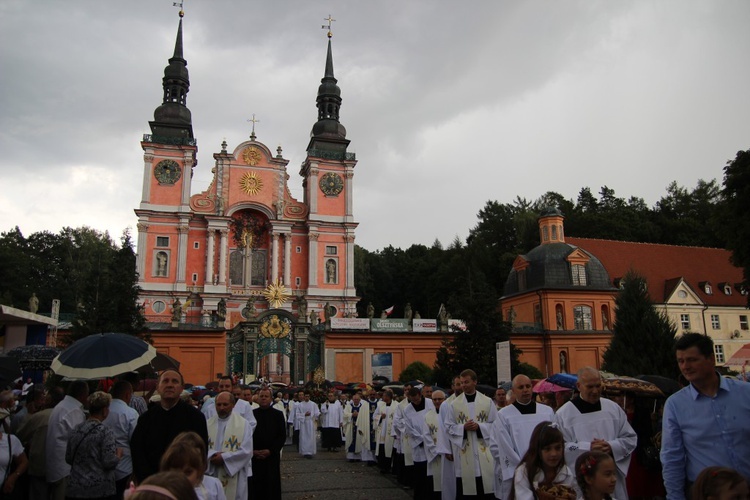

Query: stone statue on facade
<box><xmin>324</xmin><ymin>302</ymin><xmax>332</xmax><ymax>323</ymax></box>
<box><xmin>414</xmin><ymin>311</ymin><xmax>421</xmax><ymax>319</ymax></box>
<box><xmin>602</xmin><ymin>310</ymin><xmax>610</xmax><ymax>331</ymax></box>
<box><xmin>404</xmin><ymin>303</ymin><xmax>413</xmax><ymax>322</ymax></box>
<box><xmin>438</xmin><ymin>304</ymin><xmax>448</xmax><ymax>332</ymax></box>
<box><xmin>556</xmin><ymin>310</ymin><xmax>564</xmax><ymax>330</ymax></box>
<box><xmin>297</xmin><ymin>297</ymin><xmax>307</xmax><ymax>320</ymax></box>
<box><xmin>309</xmin><ymin>309</ymin><xmax>318</xmax><ymax>325</ymax></box>
<box><xmin>171</xmin><ymin>298</ymin><xmax>182</xmax><ymax>323</ymax></box>
<box><xmin>508</xmin><ymin>306</ymin><xmax>517</xmax><ymax>325</ymax></box>
<box><xmin>28</xmin><ymin>293</ymin><xmax>39</xmax><ymax>314</ymax></box>
<box><xmin>367</xmin><ymin>302</ymin><xmax>375</xmax><ymax>319</ymax></box>
<box><xmin>216</xmin><ymin>298</ymin><xmax>227</xmax><ymax>320</ymax></box>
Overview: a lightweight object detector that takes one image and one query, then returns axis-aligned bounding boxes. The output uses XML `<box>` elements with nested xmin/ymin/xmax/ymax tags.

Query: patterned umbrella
<box><xmin>51</xmin><ymin>333</ymin><xmax>156</xmax><ymax>379</ymax></box>
<box><xmin>6</xmin><ymin>345</ymin><xmax>61</xmax><ymax>371</ymax></box>
<box><xmin>533</xmin><ymin>378</ymin><xmax>573</xmax><ymax>393</ymax></box>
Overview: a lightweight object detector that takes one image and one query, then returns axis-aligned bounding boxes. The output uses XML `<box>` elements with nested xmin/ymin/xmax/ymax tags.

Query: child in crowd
<box><xmin>125</xmin><ymin>471</ymin><xmax>198</xmax><ymax>500</ymax></box>
<box><xmin>692</xmin><ymin>466</ymin><xmax>749</xmax><ymax>500</ymax></box>
<box><xmin>513</xmin><ymin>421</ymin><xmax>577</xmax><ymax>499</ymax></box>
<box><xmin>575</xmin><ymin>451</ymin><xmax>617</xmax><ymax>500</ymax></box>
<box><xmin>160</xmin><ymin>432</ymin><xmax>226</xmax><ymax>500</ymax></box>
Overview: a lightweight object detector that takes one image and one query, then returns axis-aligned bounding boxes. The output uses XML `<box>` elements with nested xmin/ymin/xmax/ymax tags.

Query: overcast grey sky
<box><xmin>2</xmin><ymin>1</ymin><xmax>749</xmax><ymax>251</ymax></box>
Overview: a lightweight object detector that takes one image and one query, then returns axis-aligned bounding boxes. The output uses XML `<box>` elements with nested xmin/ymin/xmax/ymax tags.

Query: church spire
<box><xmin>308</xmin><ymin>16</ymin><xmax>348</xmax><ymax>154</ymax></box>
<box><xmin>148</xmin><ymin>10</ymin><xmax>194</xmax><ymax>142</ymax></box>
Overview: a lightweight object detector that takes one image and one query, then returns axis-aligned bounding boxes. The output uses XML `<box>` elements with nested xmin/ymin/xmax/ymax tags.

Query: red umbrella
<box><xmin>533</xmin><ymin>378</ymin><xmax>572</xmax><ymax>393</ymax></box>
<box><xmin>725</xmin><ymin>343</ymin><xmax>750</xmax><ymax>365</ymax></box>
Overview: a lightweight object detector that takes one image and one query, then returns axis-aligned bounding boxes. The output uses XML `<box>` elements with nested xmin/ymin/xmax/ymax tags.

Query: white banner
<box><xmin>496</xmin><ymin>341</ymin><xmax>511</xmax><ymax>384</ymax></box>
<box><xmin>331</xmin><ymin>317</ymin><xmax>370</xmax><ymax>330</ymax></box>
<box><xmin>413</xmin><ymin>319</ymin><xmax>437</xmax><ymax>332</ymax></box>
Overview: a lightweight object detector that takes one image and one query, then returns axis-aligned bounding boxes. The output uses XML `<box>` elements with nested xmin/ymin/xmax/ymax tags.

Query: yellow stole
<box><xmin>424</xmin><ymin>409</ymin><xmax>442</xmax><ymax>491</ymax></box>
<box><xmin>207</xmin><ymin>414</ymin><xmax>246</xmax><ymax>500</ymax></box>
<box><xmin>398</xmin><ymin>399</ymin><xmax>414</xmax><ymax>466</ymax></box>
<box><xmin>451</xmin><ymin>392</ymin><xmax>494</xmax><ymax>496</ymax></box>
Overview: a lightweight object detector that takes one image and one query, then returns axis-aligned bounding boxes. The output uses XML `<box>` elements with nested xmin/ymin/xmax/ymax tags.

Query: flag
<box><xmin>384</xmin><ymin>305</ymin><xmax>394</xmax><ymax>316</ymax></box>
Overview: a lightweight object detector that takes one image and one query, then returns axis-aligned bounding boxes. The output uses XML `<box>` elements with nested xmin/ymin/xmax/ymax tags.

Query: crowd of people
<box><xmin>0</xmin><ymin>332</ymin><xmax>747</xmax><ymax>500</ymax></box>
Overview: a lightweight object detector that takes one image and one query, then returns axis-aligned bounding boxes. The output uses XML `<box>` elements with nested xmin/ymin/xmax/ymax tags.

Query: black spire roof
<box><xmin>307</xmin><ymin>38</ymin><xmax>349</xmax><ymax>155</ymax></box>
<box><xmin>148</xmin><ymin>15</ymin><xmax>194</xmax><ymax>143</ymax></box>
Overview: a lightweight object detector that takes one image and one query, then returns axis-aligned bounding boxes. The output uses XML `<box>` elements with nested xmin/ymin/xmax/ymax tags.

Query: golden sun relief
<box><xmin>239</xmin><ymin>171</ymin><xmax>263</xmax><ymax>196</ymax></box>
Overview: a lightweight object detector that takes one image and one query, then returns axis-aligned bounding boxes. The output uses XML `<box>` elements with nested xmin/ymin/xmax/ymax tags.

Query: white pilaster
<box><xmin>176</xmin><ymin>223</ymin><xmax>189</xmax><ymax>283</ymax></box>
<box><xmin>308</xmin><ymin>232</ymin><xmax>319</xmax><ymax>286</ymax></box>
<box><xmin>219</xmin><ymin>230</ymin><xmax>228</xmax><ymax>285</ymax></box>
<box><xmin>283</xmin><ymin>234</ymin><xmax>291</xmax><ymax>286</ymax></box>
<box><xmin>206</xmin><ymin>231</ymin><xmax>215</xmax><ymax>284</ymax></box>
<box><xmin>271</xmin><ymin>233</ymin><xmax>279</xmax><ymax>282</ymax></box>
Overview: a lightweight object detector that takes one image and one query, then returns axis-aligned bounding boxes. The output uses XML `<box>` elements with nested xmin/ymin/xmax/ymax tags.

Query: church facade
<box><xmin>134</xmin><ymin>14</ymin><xmax>359</xmax><ymax>385</ymax></box>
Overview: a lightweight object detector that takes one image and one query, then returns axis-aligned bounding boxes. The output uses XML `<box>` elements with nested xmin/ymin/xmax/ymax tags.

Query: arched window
<box><xmin>229</xmin><ymin>250</ymin><xmax>244</xmax><ymax>286</ymax></box>
<box><xmin>574</xmin><ymin>305</ymin><xmax>592</xmax><ymax>330</ymax></box>
<box><xmin>551</xmin><ymin>225</ymin><xmax>558</xmax><ymax>240</ymax></box>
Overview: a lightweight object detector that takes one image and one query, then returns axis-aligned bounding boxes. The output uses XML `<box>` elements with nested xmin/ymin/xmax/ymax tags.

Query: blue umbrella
<box><xmin>547</xmin><ymin>373</ymin><xmax>578</xmax><ymax>390</ymax></box>
<box><xmin>51</xmin><ymin>333</ymin><xmax>156</xmax><ymax>379</ymax></box>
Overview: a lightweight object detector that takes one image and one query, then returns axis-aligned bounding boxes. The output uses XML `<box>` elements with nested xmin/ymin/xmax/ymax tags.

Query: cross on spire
<box><xmin>322</xmin><ymin>14</ymin><xmax>335</xmax><ymax>38</ymax></box>
<box><xmin>247</xmin><ymin>114</ymin><xmax>260</xmax><ymax>140</ymax></box>
<box><xmin>172</xmin><ymin>0</ymin><xmax>185</xmax><ymax>18</ymax></box>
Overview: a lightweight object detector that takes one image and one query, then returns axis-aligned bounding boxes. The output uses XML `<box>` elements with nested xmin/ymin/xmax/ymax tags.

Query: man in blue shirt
<box><xmin>661</xmin><ymin>333</ymin><xmax>750</xmax><ymax>500</ymax></box>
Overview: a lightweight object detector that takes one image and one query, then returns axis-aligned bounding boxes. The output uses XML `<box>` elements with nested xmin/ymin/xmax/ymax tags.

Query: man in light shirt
<box><xmin>103</xmin><ymin>380</ymin><xmax>139</xmax><ymax>498</ymax></box>
<box><xmin>45</xmin><ymin>380</ymin><xmax>89</xmax><ymax>500</ymax></box>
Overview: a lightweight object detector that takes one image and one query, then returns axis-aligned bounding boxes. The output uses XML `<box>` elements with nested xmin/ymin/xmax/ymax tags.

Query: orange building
<box><xmin>134</xmin><ymin>14</ymin><xmax>359</xmax><ymax>385</ymax></box>
<box><xmin>502</xmin><ymin>208</ymin><xmax>749</xmax><ymax>377</ymax></box>
<box><xmin>502</xmin><ymin>208</ymin><xmax>616</xmax><ymax>376</ymax></box>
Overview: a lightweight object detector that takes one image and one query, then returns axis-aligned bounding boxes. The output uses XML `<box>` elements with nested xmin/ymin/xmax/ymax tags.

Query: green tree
<box><xmin>398</xmin><ymin>361</ymin><xmax>433</xmax><ymax>383</ymax></box>
<box><xmin>718</xmin><ymin>149</ymin><xmax>750</xmax><ymax>303</ymax></box>
<box><xmin>602</xmin><ymin>271</ymin><xmax>679</xmax><ymax>378</ymax></box>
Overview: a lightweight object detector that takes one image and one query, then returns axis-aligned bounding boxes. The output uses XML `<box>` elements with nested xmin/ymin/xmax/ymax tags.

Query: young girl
<box><xmin>125</xmin><ymin>471</ymin><xmax>198</xmax><ymax>500</ymax></box>
<box><xmin>513</xmin><ymin>421</ymin><xmax>577</xmax><ymax>499</ymax></box>
<box><xmin>575</xmin><ymin>451</ymin><xmax>617</xmax><ymax>500</ymax></box>
<box><xmin>692</xmin><ymin>466</ymin><xmax>749</xmax><ymax>500</ymax></box>
<box><xmin>160</xmin><ymin>432</ymin><xmax>226</xmax><ymax>500</ymax></box>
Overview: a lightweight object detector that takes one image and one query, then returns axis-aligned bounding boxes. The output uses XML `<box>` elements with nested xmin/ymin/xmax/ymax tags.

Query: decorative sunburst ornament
<box><xmin>242</xmin><ymin>146</ymin><xmax>262</xmax><ymax>166</ymax></box>
<box><xmin>263</xmin><ymin>278</ymin><xmax>291</xmax><ymax>308</ymax></box>
<box><xmin>239</xmin><ymin>171</ymin><xmax>263</xmax><ymax>195</ymax></box>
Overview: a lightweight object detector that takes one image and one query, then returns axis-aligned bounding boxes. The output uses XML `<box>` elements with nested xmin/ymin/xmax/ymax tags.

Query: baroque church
<box><xmin>134</xmin><ymin>12</ymin><xmax>358</xmax><ymax>384</ymax></box>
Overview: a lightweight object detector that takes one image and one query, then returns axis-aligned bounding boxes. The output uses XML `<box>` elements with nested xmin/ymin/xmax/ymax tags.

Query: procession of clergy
<box><xmin>269</xmin><ymin>366</ymin><xmax>638</xmax><ymax>500</ymax></box>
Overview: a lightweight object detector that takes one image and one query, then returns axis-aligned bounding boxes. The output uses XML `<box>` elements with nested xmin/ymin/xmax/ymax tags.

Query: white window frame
<box><xmin>711</xmin><ymin>314</ymin><xmax>720</xmax><ymax>330</ymax></box>
<box><xmin>740</xmin><ymin>315</ymin><xmax>749</xmax><ymax>331</ymax></box>
<box><xmin>714</xmin><ymin>344</ymin><xmax>725</xmax><ymax>364</ymax></box>
<box><xmin>156</xmin><ymin>236</ymin><xmax>170</xmax><ymax>247</ymax></box>
<box><xmin>680</xmin><ymin>314</ymin><xmax>690</xmax><ymax>330</ymax></box>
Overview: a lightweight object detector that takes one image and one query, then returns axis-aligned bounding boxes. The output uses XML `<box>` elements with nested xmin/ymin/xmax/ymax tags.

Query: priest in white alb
<box><xmin>293</xmin><ymin>390</ymin><xmax>320</xmax><ymax>458</ymax></box>
<box><xmin>555</xmin><ymin>367</ymin><xmax>637</xmax><ymax>500</ymax></box>
<box><xmin>319</xmin><ymin>391</ymin><xmax>343</xmax><ymax>452</ymax></box>
<box><xmin>373</xmin><ymin>389</ymin><xmax>396</xmax><ymax>473</ymax></box>
<box><xmin>344</xmin><ymin>393</ymin><xmax>370</xmax><ymax>462</ymax></box>
<box><xmin>443</xmin><ymin>369</ymin><xmax>496</xmax><ymax>499</ymax></box>
<box><xmin>206</xmin><ymin>392</ymin><xmax>253</xmax><ymax>500</ymax></box>
<box><xmin>490</xmin><ymin>374</ymin><xmax>555</xmax><ymax>499</ymax></box>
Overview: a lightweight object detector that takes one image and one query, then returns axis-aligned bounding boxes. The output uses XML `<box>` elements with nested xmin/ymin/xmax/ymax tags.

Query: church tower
<box><xmin>135</xmin><ymin>11</ymin><xmax>197</xmax><ymax>300</ymax></box>
<box><xmin>299</xmin><ymin>30</ymin><xmax>359</xmax><ymax>318</ymax></box>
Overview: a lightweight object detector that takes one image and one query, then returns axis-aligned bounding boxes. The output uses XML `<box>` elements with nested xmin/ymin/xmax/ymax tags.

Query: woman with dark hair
<box><xmin>66</xmin><ymin>391</ymin><xmax>121</xmax><ymax>499</ymax></box>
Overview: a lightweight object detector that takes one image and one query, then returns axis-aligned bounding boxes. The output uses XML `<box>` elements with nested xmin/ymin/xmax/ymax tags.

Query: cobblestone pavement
<box><xmin>280</xmin><ymin>442</ymin><xmax>412</xmax><ymax>500</ymax></box>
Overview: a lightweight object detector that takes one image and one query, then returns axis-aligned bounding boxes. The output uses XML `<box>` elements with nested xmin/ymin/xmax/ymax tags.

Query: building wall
<box><xmin>150</xmin><ymin>331</ymin><xmax>226</xmax><ymax>386</ymax></box>
<box><xmin>324</xmin><ymin>332</ymin><xmax>444</xmax><ymax>383</ymax></box>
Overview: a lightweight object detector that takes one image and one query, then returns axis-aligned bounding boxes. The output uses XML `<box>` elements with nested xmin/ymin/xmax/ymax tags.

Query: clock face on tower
<box><xmin>319</xmin><ymin>172</ymin><xmax>344</xmax><ymax>196</ymax></box>
<box><xmin>154</xmin><ymin>160</ymin><xmax>182</xmax><ymax>185</ymax></box>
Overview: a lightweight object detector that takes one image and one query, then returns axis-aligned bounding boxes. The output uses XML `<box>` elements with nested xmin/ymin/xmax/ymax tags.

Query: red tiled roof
<box><xmin>566</xmin><ymin>237</ymin><xmax>746</xmax><ymax>307</ymax></box>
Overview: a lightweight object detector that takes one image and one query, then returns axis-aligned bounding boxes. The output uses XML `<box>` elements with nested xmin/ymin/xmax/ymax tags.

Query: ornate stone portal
<box><xmin>226</xmin><ymin>309</ymin><xmax>324</xmax><ymax>384</ymax></box>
